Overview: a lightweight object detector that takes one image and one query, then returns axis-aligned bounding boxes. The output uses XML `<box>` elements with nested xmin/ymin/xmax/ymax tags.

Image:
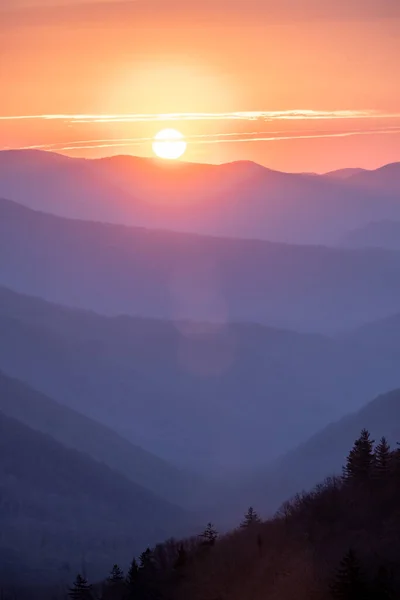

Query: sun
<box><xmin>152</xmin><ymin>128</ymin><xmax>187</xmax><ymax>160</ymax></box>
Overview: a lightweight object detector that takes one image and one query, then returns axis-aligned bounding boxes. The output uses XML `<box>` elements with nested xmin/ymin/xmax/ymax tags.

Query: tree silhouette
<box><xmin>102</xmin><ymin>564</ymin><xmax>125</xmax><ymax>600</ymax></box>
<box><xmin>125</xmin><ymin>558</ymin><xmax>139</xmax><ymax>599</ymax></box>
<box><xmin>199</xmin><ymin>523</ymin><xmax>218</xmax><ymax>547</ymax></box>
<box><xmin>68</xmin><ymin>574</ymin><xmax>92</xmax><ymax>600</ymax></box>
<box><xmin>107</xmin><ymin>564</ymin><xmax>124</xmax><ymax>583</ymax></box>
<box><xmin>139</xmin><ymin>548</ymin><xmax>155</xmax><ymax>571</ymax></box>
<box><xmin>343</xmin><ymin>429</ymin><xmax>375</xmax><ymax>482</ymax></box>
<box><xmin>374</xmin><ymin>437</ymin><xmax>392</xmax><ymax>478</ymax></box>
<box><xmin>240</xmin><ymin>506</ymin><xmax>261</xmax><ymax>528</ymax></box>
<box><xmin>330</xmin><ymin>549</ymin><xmax>365</xmax><ymax>600</ymax></box>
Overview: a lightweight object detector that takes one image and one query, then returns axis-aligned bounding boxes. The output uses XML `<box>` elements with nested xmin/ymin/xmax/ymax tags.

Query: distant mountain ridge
<box><xmin>0</xmin><ymin>284</ymin><xmax>347</xmax><ymax>470</ymax></box>
<box><xmin>341</xmin><ymin>220</ymin><xmax>400</xmax><ymax>250</ymax></box>
<box><xmin>2</xmin><ymin>285</ymin><xmax>400</xmax><ymax>475</ymax></box>
<box><xmin>0</xmin><ymin>370</ymin><xmax>200</xmax><ymax>508</ymax></box>
<box><xmin>0</xmin><ymin>410</ymin><xmax>188</xmax><ymax>584</ymax></box>
<box><xmin>324</xmin><ymin>167</ymin><xmax>367</xmax><ymax>179</ymax></box>
<box><xmin>2</xmin><ymin>196</ymin><xmax>400</xmax><ymax>333</ymax></box>
<box><xmin>1</xmin><ymin>149</ymin><xmax>400</xmax><ymax>244</ymax></box>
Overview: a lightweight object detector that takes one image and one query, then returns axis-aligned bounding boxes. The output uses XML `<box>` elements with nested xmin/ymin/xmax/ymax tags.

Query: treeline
<box><xmin>67</xmin><ymin>514</ymin><xmax>258</xmax><ymax>600</ymax></box>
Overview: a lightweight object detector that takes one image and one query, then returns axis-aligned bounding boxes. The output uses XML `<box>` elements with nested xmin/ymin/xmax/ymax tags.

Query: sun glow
<box><xmin>152</xmin><ymin>128</ymin><xmax>187</xmax><ymax>160</ymax></box>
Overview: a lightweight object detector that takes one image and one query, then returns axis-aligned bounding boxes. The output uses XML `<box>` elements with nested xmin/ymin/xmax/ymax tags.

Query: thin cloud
<box><xmin>6</xmin><ymin>126</ymin><xmax>400</xmax><ymax>153</ymax></box>
<box><xmin>15</xmin><ymin>130</ymin><xmax>301</xmax><ymax>151</ymax></box>
<box><xmin>1</xmin><ymin>109</ymin><xmax>400</xmax><ymax>123</ymax></box>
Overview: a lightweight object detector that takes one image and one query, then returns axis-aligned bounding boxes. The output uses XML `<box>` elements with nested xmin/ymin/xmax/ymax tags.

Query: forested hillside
<box><xmin>37</xmin><ymin>430</ymin><xmax>399</xmax><ymax>600</ymax></box>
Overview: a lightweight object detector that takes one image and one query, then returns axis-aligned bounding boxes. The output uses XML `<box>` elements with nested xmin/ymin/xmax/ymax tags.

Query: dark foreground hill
<box><xmin>0</xmin><ymin>372</ymin><xmax>200</xmax><ymax>508</ymax></box>
<box><xmin>0</xmin><ymin>411</ymin><xmax>188</xmax><ymax>585</ymax></box>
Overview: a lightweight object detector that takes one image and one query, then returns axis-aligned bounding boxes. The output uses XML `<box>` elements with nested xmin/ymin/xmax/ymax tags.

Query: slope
<box><xmin>1</xmin><ymin>150</ymin><xmax>400</xmax><ymax>244</ymax></box>
<box><xmin>0</xmin><ymin>371</ymin><xmax>200</xmax><ymax>508</ymax></box>
<box><xmin>345</xmin><ymin>161</ymin><xmax>400</xmax><ymax>194</ymax></box>
<box><xmin>340</xmin><ymin>219</ymin><xmax>400</xmax><ymax>250</ymax></box>
<box><xmin>2</xmin><ymin>285</ymin><xmax>400</xmax><ymax>476</ymax></box>
<box><xmin>249</xmin><ymin>388</ymin><xmax>400</xmax><ymax>513</ymax></box>
<box><xmin>0</xmin><ymin>411</ymin><xmax>188</xmax><ymax>585</ymax></box>
<box><xmin>0</xmin><ymin>285</ymin><xmax>348</xmax><ymax>470</ymax></box>
<box><xmin>2</xmin><ymin>197</ymin><xmax>400</xmax><ymax>332</ymax></box>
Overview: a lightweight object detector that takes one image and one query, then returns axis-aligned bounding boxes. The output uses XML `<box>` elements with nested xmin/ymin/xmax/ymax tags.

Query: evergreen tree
<box><xmin>343</xmin><ymin>429</ymin><xmax>375</xmax><ymax>482</ymax></box>
<box><xmin>126</xmin><ymin>558</ymin><xmax>139</xmax><ymax>584</ymax></box>
<box><xmin>139</xmin><ymin>548</ymin><xmax>155</xmax><ymax>572</ymax></box>
<box><xmin>68</xmin><ymin>574</ymin><xmax>92</xmax><ymax>600</ymax></box>
<box><xmin>374</xmin><ymin>437</ymin><xmax>392</xmax><ymax>478</ymax></box>
<box><xmin>330</xmin><ymin>549</ymin><xmax>365</xmax><ymax>600</ymax></box>
<box><xmin>108</xmin><ymin>564</ymin><xmax>124</xmax><ymax>583</ymax></box>
<box><xmin>199</xmin><ymin>523</ymin><xmax>218</xmax><ymax>547</ymax></box>
<box><xmin>125</xmin><ymin>558</ymin><xmax>139</xmax><ymax>599</ymax></box>
<box><xmin>103</xmin><ymin>564</ymin><xmax>124</xmax><ymax>600</ymax></box>
<box><xmin>240</xmin><ymin>506</ymin><xmax>261</xmax><ymax>528</ymax></box>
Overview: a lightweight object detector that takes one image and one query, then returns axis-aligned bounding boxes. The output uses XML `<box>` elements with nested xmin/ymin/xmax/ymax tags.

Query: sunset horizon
<box><xmin>2</xmin><ymin>0</ymin><xmax>400</xmax><ymax>172</ymax></box>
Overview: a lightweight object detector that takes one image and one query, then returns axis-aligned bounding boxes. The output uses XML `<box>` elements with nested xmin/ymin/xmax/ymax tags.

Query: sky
<box><xmin>1</xmin><ymin>0</ymin><xmax>399</xmax><ymax>172</ymax></box>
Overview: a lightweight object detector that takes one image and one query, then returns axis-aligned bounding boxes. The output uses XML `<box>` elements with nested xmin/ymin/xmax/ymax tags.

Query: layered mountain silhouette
<box><xmin>324</xmin><ymin>167</ymin><xmax>367</xmax><ymax>179</ymax></box>
<box><xmin>2</xmin><ymin>285</ymin><xmax>400</xmax><ymax>474</ymax></box>
<box><xmin>2</xmin><ymin>149</ymin><xmax>400</xmax><ymax>594</ymax></box>
<box><xmin>341</xmin><ymin>219</ymin><xmax>400</xmax><ymax>250</ymax></box>
<box><xmin>343</xmin><ymin>161</ymin><xmax>400</xmax><ymax>194</ymax></box>
<box><xmin>1</xmin><ymin>150</ymin><xmax>400</xmax><ymax>244</ymax></box>
<box><xmin>2</xmin><ymin>197</ymin><xmax>400</xmax><ymax>332</ymax></box>
<box><xmin>0</xmin><ymin>371</ymin><xmax>199</xmax><ymax>508</ymax></box>
<box><xmin>0</xmin><ymin>410</ymin><xmax>188</xmax><ymax>584</ymax></box>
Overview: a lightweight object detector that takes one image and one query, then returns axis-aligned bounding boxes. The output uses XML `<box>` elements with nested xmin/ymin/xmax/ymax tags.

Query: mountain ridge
<box><xmin>3</xmin><ymin>196</ymin><xmax>400</xmax><ymax>333</ymax></box>
<box><xmin>2</xmin><ymin>149</ymin><xmax>400</xmax><ymax>244</ymax></box>
<box><xmin>0</xmin><ymin>370</ymin><xmax>201</xmax><ymax>507</ymax></box>
<box><xmin>0</xmin><ymin>409</ymin><xmax>189</xmax><ymax>584</ymax></box>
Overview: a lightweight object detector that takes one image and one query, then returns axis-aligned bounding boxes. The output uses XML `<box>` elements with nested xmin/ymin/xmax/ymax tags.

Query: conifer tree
<box><xmin>374</xmin><ymin>437</ymin><xmax>392</xmax><ymax>478</ymax></box>
<box><xmin>330</xmin><ymin>549</ymin><xmax>365</xmax><ymax>600</ymax></box>
<box><xmin>126</xmin><ymin>558</ymin><xmax>139</xmax><ymax>584</ymax></box>
<box><xmin>139</xmin><ymin>548</ymin><xmax>155</xmax><ymax>572</ymax></box>
<box><xmin>199</xmin><ymin>523</ymin><xmax>218</xmax><ymax>547</ymax></box>
<box><xmin>343</xmin><ymin>429</ymin><xmax>375</xmax><ymax>482</ymax></box>
<box><xmin>68</xmin><ymin>574</ymin><xmax>92</xmax><ymax>600</ymax></box>
<box><xmin>108</xmin><ymin>564</ymin><xmax>124</xmax><ymax>583</ymax></box>
<box><xmin>103</xmin><ymin>564</ymin><xmax>124</xmax><ymax>600</ymax></box>
<box><xmin>240</xmin><ymin>506</ymin><xmax>261</xmax><ymax>528</ymax></box>
<box><xmin>138</xmin><ymin>548</ymin><xmax>162</xmax><ymax>599</ymax></box>
<box><xmin>125</xmin><ymin>558</ymin><xmax>140</xmax><ymax>599</ymax></box>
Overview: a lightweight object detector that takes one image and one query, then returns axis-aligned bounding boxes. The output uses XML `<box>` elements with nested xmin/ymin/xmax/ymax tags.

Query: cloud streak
<box><xmin>1</xmin><ymin>109</ymin><xmax>400</xmax><ymax>124</ymax></box>
<box><xmin>5</xmin><ymin>126</ymin><xmax>400</xmax><ymax>153</ymax></box>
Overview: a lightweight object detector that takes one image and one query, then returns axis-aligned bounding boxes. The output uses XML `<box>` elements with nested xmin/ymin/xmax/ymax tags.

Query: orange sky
<box><xmin>1</xmin><ymin>0</ymin><xmax>400</xmax><ymax>172</ymax></box>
